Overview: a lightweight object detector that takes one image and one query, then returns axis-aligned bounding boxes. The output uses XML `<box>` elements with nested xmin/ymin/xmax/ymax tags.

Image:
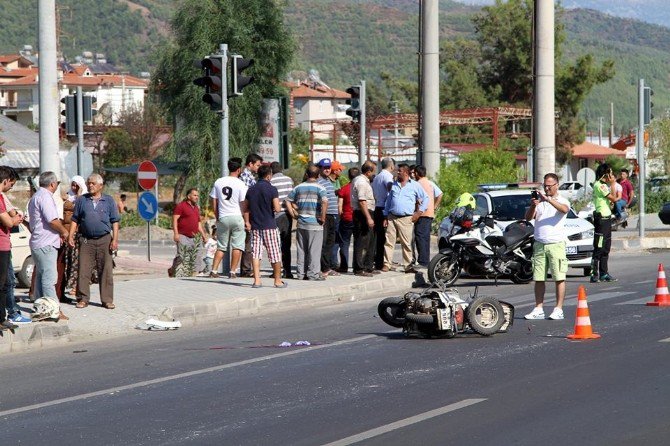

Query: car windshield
<box><xmin>559</xmin><ymin>183</ymin><xmax>572</xmax><ymax>190</ymax></box>
<box><xmin>490</xmin><ymin>195</ymin><xmax>530</xmax><ymax>221</ymax></box>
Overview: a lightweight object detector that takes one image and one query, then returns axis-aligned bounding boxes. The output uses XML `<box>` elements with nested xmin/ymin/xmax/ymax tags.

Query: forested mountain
<box><xmin>0</xmin><ymin>0</ymin><xmax>668</xmax><ymax>130</ymax></box>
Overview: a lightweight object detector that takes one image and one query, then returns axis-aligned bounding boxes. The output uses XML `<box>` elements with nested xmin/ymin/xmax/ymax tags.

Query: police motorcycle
<box><xmin>377</xmin><ymin>284</ymin><xmax>514</xmax><ymax>338</ymax></box>
<box><xmin>427</xmin><ymin>193</ymin><xmax>535</xmax><ymax>287</ymax></box>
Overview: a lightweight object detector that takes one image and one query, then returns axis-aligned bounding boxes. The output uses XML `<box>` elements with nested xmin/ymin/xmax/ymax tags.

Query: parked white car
<box><xmin>10</xmin><ymin>223</ymin><xmax>33</xmax><ymax>288</ymax></box>
<box><xmin>558</xmin><ymin>181</ymin><xmax>592</xmax><ymax>202</ymax></box>
<box><xmin>439</xmin><ymin>188</ymin><xmax>594</xmax><ymax>276</ymax></box>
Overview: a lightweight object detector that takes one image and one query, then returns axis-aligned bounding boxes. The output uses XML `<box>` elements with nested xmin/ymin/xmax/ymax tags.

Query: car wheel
<box><xmin>18</xmin><ymin>256</ymin><xmax>34</xmax><ymax>288</ymax></box>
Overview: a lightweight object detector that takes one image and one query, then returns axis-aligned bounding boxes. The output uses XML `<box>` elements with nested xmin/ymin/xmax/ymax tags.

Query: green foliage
<box><xmin>644</xmin><ymin>189</ymin><xmax>670</xmax><ymax>214</ymax></box>
<box><xmin>0</xmin><ymin>0</ymin><xmax>164</xmax><ymax>74</ymax></box>
<box><xmin>434</xmin><ymin>148</ymin><xmax>520</xmax><ymax>223</ymax></box>
<box><xmin>120</xmin><ymin>211</ymin><xmax>171</xmax><ymax>229</ymax></box>
<box><xmin>152</xmin><ymin>0</ymin><xmax>295</xmax><ymax>194</ymax></box>
<box><xmin>648</xmin><ymin>117</ymin><xmax>670</xmax><ymax>175</ymax></box>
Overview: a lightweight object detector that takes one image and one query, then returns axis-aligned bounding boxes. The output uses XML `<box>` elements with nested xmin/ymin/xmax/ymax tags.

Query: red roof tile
<box><xmin>291</xmin><ymin>84</ymin><xmax>349</xmax><ymax>99</ymax></box>
<box><xmin>571</xmin><ymin>141</ymin><xmax>625</xmax><ymax>160</ymax></box>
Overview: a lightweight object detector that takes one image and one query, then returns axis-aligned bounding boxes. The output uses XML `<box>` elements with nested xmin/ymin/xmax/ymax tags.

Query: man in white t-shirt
<box><xmin>523</xmin><ymin>173</ymin><xmax>571</xmax><ymax>321</ymax></box>
<box><xmin>208</xmin><ymin>157</ymin><xmax>248</xmax><ymax>278</ymax></box>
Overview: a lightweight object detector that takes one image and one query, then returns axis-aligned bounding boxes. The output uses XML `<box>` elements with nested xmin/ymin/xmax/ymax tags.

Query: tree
<box><xmin>434</xmin><ymin>148</ymin><xmax>521</xmax><ymax>222</ymax></box>
<box><xmin>152</xmin><ymin>0</ymin><xmax>295</xmax><ymax>196</ymax></box>
<box><xmin>648</xmin><ymin>117</ymin><xmax>670</xmax><ymax>175</ymax></box>
<box><xmin>470</xmin><ymin>0</ymin><xmax>615</xmax><ymax>150</ymax></box>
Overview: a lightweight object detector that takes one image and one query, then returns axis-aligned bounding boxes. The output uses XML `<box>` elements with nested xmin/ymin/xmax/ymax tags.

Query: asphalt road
<box><xmin>1</xmin><ymin>250</ymin><xmax>669</xmax><ymax>445</ymax></box>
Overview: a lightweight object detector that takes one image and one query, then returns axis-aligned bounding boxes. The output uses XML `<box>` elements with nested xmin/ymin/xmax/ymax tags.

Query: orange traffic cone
<box><xmin>647</xmin><ymin>264</ymin><xmax>670</xmax><ymax>306</ymax></box>
<box><xmin>567</xmin><ymin>285</ymin><xmax>601</xmax><ymax>340</ymax></box>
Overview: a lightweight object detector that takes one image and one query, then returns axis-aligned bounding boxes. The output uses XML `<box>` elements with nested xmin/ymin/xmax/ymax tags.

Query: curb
<box><xmin>0</xmin><ymin>273</ymin><xmax>422</xmax><ymax>353</ymax></box>
<box><xmin>160</xmin><ymin>274</ymin><xmax>420</xmax><ymax>326</ymax></box>
<box><xmin>612</xmin><ymin>237</ymin><xmax>670</xmax><ymax>251</ymax></box>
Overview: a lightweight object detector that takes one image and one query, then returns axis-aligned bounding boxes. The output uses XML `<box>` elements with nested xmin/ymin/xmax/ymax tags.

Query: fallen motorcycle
<box><xmin>377</xmin><ymin>285</ymin><xmax>514</xmax><ymax>338</ymax></box>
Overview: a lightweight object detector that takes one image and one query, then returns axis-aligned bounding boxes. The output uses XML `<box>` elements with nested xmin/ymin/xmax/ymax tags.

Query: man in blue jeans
<box><xmin>28</xmin><ymin>171</ymin><xmax>69</xmax><ymax>320</ymax></box>
<box><xmin>5</xmin><ymin>254</ymin><xmax>31</xmax><ymax>324</ymax></box>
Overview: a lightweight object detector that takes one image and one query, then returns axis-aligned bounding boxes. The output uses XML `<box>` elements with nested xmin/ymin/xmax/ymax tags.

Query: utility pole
<box><xmin>532</xmin><ymin>0</ymin><xmax>555</xmax><ymax>180</ymax></box>
<box><xmin>598</xmin><ymin>117</ymin><xmax>603</xmax><ymax>146</ymax></box>
<box><xmin>637</xmin><ymin>79</ymin><xmax>645</xmax><ymax>237</ymax></box>
<box><xmin>392</xmin><ymin>101</ymin><xmax>399</xmax><ymax>151</ymax></box>
<box><xmin>38</xmin><ymin>0</ymin><xmax>61</xmax><ymax>175</ymax></box>
<box><xmin>422</xmin><ymin>0</ymin><xmax>440</xmax><ymax>177</ymax></box>
<box><xmin>609</xmin><ymin>102</ymin><xmax>615</xmax><ymax>147</ymax></box>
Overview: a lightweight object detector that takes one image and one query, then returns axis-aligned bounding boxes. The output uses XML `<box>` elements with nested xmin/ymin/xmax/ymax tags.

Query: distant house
<box><xmin>287</xmin><ymin>81</ymin><xmax>350</xmax><ymax>138</ymax></box>
<box><xmin>0</xmin><ymin>49</ymin><xmax>149</xmax><ymax>127</ymax></box>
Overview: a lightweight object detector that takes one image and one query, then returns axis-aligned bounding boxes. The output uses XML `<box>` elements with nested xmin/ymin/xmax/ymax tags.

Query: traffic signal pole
<box><xmin>76</xmin><ymin>86</ymin><xmax>84</xmax><ymax>176</ymax></box>
<box><xmin>359</xmin><ymin>80</ymin><xmax>366</xmax><ymax>166</ymax></box>
<box><xmin>220</xmin><ymin>44</ymin><xmax>229</xmax><ymax>177</ymax></box>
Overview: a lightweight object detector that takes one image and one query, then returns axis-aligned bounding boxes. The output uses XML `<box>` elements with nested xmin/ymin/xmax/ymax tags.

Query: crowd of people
<box><xmin>171</xmin><ymin>154</ymin><xmax>444</xmax><ymax>286</ymax></box>
<box><xmin>0</xmin><ymin>169</ymin><xmax>119</xmax><ymax>331</ymax></box>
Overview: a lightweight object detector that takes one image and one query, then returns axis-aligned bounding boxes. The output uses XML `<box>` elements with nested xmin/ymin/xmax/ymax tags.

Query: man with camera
<box><xmin>524</xmin><ymin>173</ymin><xmax>571</xmax><ymax>320</ymax></box>
<box><xmin>590</xmin><ymin>163</ymin><xmax>618</xmax><ymax>283</ymax></box>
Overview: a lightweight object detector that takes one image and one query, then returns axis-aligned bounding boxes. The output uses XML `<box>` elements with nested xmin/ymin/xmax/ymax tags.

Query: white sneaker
<box><xmin>524</xmin><ymin>307</ymin><xmax>545</xmax><ymax>320</ymax></box>
<box><xmin>548</xmin><ymin>308</ymin><xmax>564</xmax><ymax>320</ymax></box>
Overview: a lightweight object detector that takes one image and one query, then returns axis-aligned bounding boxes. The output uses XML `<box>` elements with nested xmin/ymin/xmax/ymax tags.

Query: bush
<box><xmin>120</xmin><ymin>212</ymin><xmax>172</xmax><ymax>229</ymax></box>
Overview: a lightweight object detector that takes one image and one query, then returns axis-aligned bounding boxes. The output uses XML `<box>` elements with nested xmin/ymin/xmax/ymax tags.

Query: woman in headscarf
<box><xmin>63</xmin><ymin>176</ymin><xmax>88</xmax><ymax>297</ymax></box>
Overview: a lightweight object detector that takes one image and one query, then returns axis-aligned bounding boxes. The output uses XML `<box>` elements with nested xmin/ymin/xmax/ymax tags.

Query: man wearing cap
<box><xmin>317</xmin><ymin>158</ymin><xmax>340</xmax><ymax>277</ymax></box>
<box><xmin>329</xmin><ymin>160</ymin><xmax>344</xmax><ymax>268</ymax></box>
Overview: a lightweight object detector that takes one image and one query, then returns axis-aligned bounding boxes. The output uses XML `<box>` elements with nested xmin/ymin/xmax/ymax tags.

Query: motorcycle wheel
<box><xmin>427</xmin><ymin>253</ymin><xmax>460</xmax><ymax>287</ymax></box>
<box><xmin>405</xmin><ymin>312</ymin><xmax>435</xmax><ymax>324</ymax></box>
<box><xmin>510</xmin><ymin>260</ymin><xmax>533</xmax><ymax>284</ymax></box>
<box><xmin>466</xmin><ymin>296</ymin><xmax>505</xmax><ymax>336</ymax></box>
<box><xmin>377</xmin><ymin>296</ymin><xmax>407</xmax><ymax>328</ymax></box>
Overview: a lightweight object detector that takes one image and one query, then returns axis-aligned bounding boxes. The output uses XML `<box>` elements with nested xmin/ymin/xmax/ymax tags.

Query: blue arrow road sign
<box><xmin>138</xmin><ymin>191</ymin><xmax>158</xmax><ymax>221</ymax></box>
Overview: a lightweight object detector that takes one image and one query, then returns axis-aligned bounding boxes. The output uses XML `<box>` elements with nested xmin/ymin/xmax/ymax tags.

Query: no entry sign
<box><xmin>137</xmin><ymin>160</ymin><xmax>158</xmax><ymax>190</ymax></box>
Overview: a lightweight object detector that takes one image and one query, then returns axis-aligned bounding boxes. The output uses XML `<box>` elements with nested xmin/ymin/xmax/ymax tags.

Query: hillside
<box><xmin>0</xmin><ymin>0</ymin><xmax>668</xmax><ymax>130</ymax></box>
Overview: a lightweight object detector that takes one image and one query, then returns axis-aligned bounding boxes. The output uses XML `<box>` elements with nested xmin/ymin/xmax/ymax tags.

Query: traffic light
<box><xmin>230</xmin><ymin>54</ymin><xmax>254</xmax><ymax>97</ymax></box>
<box><xmin>345</xmin><ymin>86</ymin><xmax>361</xmax><ymax>122</ymax></box>
<box><xmin>644</xmin><ymin>86</ymin><xmax>654</xmax><ymax>125</ymax></box>
<box><xmin>83</xmin><ymin>95</ymin><xmax>97</xmax><ymax>122</ymax></box>
<box><xmin>194</xmin><ymin>55</ymin><xmax>224</xmax><ymax>112</ymax></box>
<box><xmin>60</xmin><ymin>94</ymin><xmax>76</xmax><ymax>135</ymax></box>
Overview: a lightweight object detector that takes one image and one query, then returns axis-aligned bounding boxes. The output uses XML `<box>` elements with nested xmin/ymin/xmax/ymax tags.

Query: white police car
<box><xmin>439</xmin><ymin>185</ymin><xmax>594</xmax><ymax>276</ymax></box>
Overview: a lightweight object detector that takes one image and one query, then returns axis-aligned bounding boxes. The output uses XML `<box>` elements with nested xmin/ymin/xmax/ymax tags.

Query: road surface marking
<box><xmin>616</xmin><ymin>296</ymin><xmax>653</xmax><ymax>305</ymax></box>
<box><xmin>659</xmin><ymin>337</ymin><xmax>670</xmax><ymax>343</ymax></box>
<box><xmin>0</xmin><ymin>334</ymin><xmax>377</xmax><ymax>418</ymax></box>
<box><xmin>321</xmin><ymin>399</ymin><xmax>487</xmax><ymax>446</ymax></box>
<box><xmin>515</xmin><ymin>291</ymin><xmax>636</xmax><ymax>309</ymax></box>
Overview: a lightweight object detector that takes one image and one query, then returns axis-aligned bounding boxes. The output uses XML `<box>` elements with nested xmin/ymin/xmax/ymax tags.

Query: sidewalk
<box><xmin>0</xmin><ymin>253</ymin><xmax>421</xmax><ymax>353</ymax></box>
<box><xmin>611</xmin><ymin>213</ymin><xmax>670</xmax><ymax>251</ymax></box>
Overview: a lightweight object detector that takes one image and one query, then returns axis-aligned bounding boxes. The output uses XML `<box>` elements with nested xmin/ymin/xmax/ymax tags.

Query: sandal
<box><xmin>103</xmin><ymin>303</ymin><xmax>116</xmax><ymax>310</ymax></box>
<box><xmin>274</xmin><ymin>281</ymin><xmax>288</xmax><ymax>288</ymax></box>
<box><xmin>75</xmin><ymin>301</ymin><xmax>89</xmax><ymax>308</ymax></box>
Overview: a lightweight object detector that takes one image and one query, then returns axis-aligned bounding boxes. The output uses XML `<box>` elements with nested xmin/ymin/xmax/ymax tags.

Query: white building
<box><xmin>0</xmin><ymin>51</ymin><xmax>148</xmax><ymax>127</ymax></box>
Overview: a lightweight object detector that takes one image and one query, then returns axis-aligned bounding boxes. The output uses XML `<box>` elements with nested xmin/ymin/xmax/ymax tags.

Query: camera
<box><xmin>531</xmin><ymin>190</ymin><xmax>540</xmax><ymax>200</ymax></box>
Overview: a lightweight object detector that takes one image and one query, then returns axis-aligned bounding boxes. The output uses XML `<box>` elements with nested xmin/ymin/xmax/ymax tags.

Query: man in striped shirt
<box><xmin>270</xmin><ymin>162</ymin><xmax>295</xmax><ymax>279</ymax></box>
<box><xmin>316</xmin><ymin>158</ymin><xmax>340</xmax><ymax>277</ymax></box>
<box><xmin>286</xmin><ymin>165</ymin><xmax>327</xmax><ymax>281</ymax></box>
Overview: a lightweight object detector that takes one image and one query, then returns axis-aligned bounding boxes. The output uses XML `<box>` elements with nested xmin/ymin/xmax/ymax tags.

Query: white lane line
<box><xmin>0</xmin><ymin>334</ymin><xmax>377</xmax><ymax>419</ymax></box>
<box><xmin>321</xmin><ymin>399</ymin><xmax>487</xmax><ymax>446</ymax></box>
<box><xmin>515</xmin><ymin>291</ymin><xmax>637</xmax><ymax>310</ymax></box>
<box><xmin>659</xmin><ymin>337</ymin><xmax>670</xmax><ymax>343</ymax></box>
<box><xmin>634</xmin><ymin>281</ymin><xmax>653</xmax><ymax>285</ymax></box>
<box><xmin>616</xmin><ymin>297</ymin><xmax>652</xmax><ymax>305</ymax></box>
